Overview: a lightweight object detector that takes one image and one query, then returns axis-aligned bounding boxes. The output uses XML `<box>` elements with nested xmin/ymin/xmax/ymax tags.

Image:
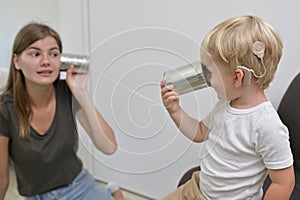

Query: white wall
<box><xmin>1</xmin><ymin>0</ymin><xmax>300</xmax><ymax>199</ymax></box>
<box><xmin>81</xmin><ymin>0</ymin><xmax>300</xmax><ymax>199</ymax></box>
<box><xmin>0</xmin><ymin>0</ymin><xmax>61</xmax><ymax>68</ymax></box>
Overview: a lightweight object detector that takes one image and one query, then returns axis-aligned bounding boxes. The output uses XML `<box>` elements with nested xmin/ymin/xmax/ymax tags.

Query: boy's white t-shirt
<box><xmin>200</xmin><ymin>101</ymin><xmax>293</xmax><ymax>200</ymax></box>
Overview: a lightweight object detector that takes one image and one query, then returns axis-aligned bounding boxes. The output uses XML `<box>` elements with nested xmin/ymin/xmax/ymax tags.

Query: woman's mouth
<box><xmin>37</xmin><ymin>70</ymin><xmax>53</xmax><ymax>76</ymax></box>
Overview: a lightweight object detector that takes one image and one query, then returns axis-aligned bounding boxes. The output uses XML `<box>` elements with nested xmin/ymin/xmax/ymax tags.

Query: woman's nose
<box><xmin>41</xmin><ymin>54</ymin><xmax>50</xmax><ymax>66</ymax></box>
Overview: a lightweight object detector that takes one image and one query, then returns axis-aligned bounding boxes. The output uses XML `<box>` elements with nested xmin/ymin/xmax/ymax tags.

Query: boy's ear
<box><xmin>234</xmin><ymin>68</ymin><xmax>244</xmax><ymax>87</ymax></box>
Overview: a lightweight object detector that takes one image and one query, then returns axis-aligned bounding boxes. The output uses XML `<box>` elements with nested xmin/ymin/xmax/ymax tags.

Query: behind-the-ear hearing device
<box><xmin>236</xmin><ymin>65</ymin><xmax>266</xmax><ymax>85</ymax></box>
<box><xmin>236</xmin><ymin>66</ymin><xmax>252</xmax><ymax>85</ymax></box>
<box><xmin>236</xmin><ymin>41</ymin><xmax>266</xmax><ymax>85</ymax></box>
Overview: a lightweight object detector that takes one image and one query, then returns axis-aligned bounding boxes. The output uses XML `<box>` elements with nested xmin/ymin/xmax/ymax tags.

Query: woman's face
<box><xmin>14</xmin><ymin>36</ymin><xmax>61</xmax><ymax>87</ymax></box>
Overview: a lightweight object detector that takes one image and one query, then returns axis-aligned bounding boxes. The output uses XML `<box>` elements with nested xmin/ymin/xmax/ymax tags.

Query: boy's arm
<box><xmin>169</xmin><ymin>106</ymin><xmax>209</xmax><ymax>142</ymax></box>
<box><xmin>161</xmin><ymin>82</ymin><xmax>209</xmax><ymax>142</ymax></box>
<box><xmin>263</xmin><ymin>166</ymin><xmax>295</xmax><ymax>200</ymax></box>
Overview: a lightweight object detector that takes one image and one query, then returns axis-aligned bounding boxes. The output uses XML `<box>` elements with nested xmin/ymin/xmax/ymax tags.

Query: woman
<box><xmin>0</xmin><ymin>22</ymin><xmax>123</xmax><ymax>200</ymax></box>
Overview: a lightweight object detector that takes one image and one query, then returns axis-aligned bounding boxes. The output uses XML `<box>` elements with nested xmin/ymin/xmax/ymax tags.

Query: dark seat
<box><xmin>178</xmin><ymin>73</ymin><xmax>300</xmax><ymax>199</ymax></box>
<box><xmin>177</xmin><ymin>166</ymin><xmax>200</xmax><ymax>188</ymax></box>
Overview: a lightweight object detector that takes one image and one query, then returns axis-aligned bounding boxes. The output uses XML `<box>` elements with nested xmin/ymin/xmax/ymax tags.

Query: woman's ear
<box><xmin>13</xmin><ymin>54</ymin><xmax>21</xmax><ymax>70</ymax></box>
<box><xmin>234</xmin><ymin>68</ymin><xmax>244</xmax><ymax>88</ymax></box>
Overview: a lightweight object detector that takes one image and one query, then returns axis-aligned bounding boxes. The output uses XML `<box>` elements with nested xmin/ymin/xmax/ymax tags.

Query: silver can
<box><xmin>163</xmin><ymin>62</ymin><xmax>208</xmax><ymax>95</ymax></box>
<box><xmin>60</xmin><ymin>53</ymin><xmax>89</xmax><ymax>71</ymax></box>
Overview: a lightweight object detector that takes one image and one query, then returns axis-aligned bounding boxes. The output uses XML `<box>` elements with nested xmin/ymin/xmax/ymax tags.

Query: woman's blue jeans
<box><xmin>24</xmin><ymin>169</ymin><xmax>114</xmax><ymax>200</ymax></box>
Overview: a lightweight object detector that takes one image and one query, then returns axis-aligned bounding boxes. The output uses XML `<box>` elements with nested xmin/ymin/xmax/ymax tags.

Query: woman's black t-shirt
<box><xmin>0</xmin><ymin>81</ymin><xmax>83</xmax><ymax>196</ymax></box>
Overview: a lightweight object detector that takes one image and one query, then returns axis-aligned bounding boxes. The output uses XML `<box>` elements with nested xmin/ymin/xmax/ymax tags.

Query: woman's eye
<box><xmin>30</xmin><ymin>52</ymin><xmax>40</xmax><ymax>57</ymax></box>
<box><xmin>50</xmin><ymin>52</ymin><xmax>59</xmax><ymax>57</ymax></box>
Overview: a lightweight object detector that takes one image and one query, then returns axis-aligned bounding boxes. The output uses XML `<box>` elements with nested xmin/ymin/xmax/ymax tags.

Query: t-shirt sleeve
<box><xmin>71</xmin><ymin>95</ymin><xmax>81</xmax><ymax>114</ymax></box>
<box><xmin>0</xmin><ymin>106</ymin><xmax>10</xmax><ymax>137</ymax></box>
<box><xmin>255</xmin><ymin>116</ymin><xmax>293</xmax><ymax>170</ymax></box>
<box><xmin>202</xmin><ymin>109</ymin><xmax>213</xmax><ymax>129</ymax></box>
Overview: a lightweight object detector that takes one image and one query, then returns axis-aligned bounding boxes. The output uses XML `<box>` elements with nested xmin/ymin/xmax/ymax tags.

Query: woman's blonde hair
<box><xmin>201</xmin><ymin>15</ymin><xmax>283</xmax><ymax>89</ymax></box>
<box><xmin>0</xmin><ymin>22</ymin><xmax>62</xmax><ymax>139</ymax></box>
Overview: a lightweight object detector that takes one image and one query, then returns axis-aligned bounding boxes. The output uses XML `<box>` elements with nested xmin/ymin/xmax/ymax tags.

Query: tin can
<box><xmin>163</xmin><ymin>62</ymin><xmax>208</xmax><ymax>95</ymax></box>
<box><xmin>60</xmin><ymin>53</ymin><xmax>89</xmax><ymax>71</ymax></box>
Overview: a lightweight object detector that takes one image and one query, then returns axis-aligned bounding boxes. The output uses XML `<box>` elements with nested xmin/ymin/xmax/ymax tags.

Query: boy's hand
<box><xmin>160</xmin><ymin>80</ymin><xmax>180</xmax><ymax>114</ymax></box>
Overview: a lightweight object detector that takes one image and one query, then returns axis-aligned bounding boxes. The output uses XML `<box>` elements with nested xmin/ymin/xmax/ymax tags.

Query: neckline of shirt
<box><xmin>226</xmin><ymin>101</ymin><xmax>271</xmax><ymax>115</ymax></box>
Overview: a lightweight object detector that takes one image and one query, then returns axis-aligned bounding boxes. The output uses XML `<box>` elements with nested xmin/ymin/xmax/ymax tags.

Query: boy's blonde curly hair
<box><xmin>201</xmin><ymin>15</ymin><xmax>283</xmax><ymax>89</ymax></box>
